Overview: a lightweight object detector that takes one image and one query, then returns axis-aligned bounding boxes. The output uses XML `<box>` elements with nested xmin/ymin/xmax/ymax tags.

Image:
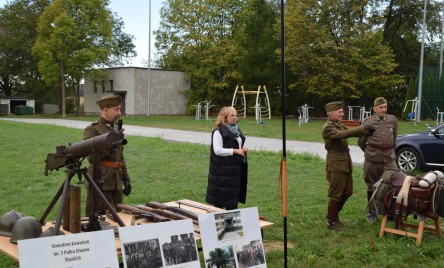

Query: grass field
<box><xmin>0</xmin><ymin>116</ymin><xmax>443</xmax><ymax>267</ymax></box>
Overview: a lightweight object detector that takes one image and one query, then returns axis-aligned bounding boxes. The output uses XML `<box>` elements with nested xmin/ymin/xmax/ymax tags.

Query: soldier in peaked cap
<box><xmin>83</xmin><ymin>94</ymin><xmax>131</xmax><ymax>216</ymax></box>
<box><xmin>358</xmin><ymin>97</ymin><xmax>398</xmax><ymax>223</ymax></box>
<box><xmin>322</xmin><ymin>101</ymin><xmax>375</xmax><ymax>230</ymax></box>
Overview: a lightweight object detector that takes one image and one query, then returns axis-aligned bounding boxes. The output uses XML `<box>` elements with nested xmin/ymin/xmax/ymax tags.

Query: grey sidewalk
<box><xmin>0</xmin><ymin>118</ymin><xmax>365</xmax><ymax>165</ymax></box>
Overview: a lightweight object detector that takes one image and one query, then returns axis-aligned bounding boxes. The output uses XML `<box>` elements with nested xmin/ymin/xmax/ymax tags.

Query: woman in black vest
<box><xmin>206</xmin><ymin>106</ymin><xmax>248</xmax><ymax>210</ymax></box>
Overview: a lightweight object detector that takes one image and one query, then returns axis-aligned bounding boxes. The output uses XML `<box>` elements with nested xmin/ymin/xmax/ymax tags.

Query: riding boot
<box><xmin>336</xmin><ymin>197</ymin><xmax>347</xmax><ymax>226</ymax></box>
<box><xmin>327</xmin><ymin>200</ymin><xmax>341</xmax><ymax>230</ymax></box>
<box><xmin>367</xmin><ymin>191</ymin><xmax>377</xmax><ymax>223</ymax></box>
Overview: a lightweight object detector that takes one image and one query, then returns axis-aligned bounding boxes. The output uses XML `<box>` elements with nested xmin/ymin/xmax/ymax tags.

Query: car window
<box><xmin>436</xmin><ymin>127</ymin><xmax>444</xmax><ymax>134</ymax></box>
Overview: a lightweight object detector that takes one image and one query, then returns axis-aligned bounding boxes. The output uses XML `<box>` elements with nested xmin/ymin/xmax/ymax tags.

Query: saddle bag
<box><xmin>436</xmin><ymin>183</ymin><xmax>444</xmax><ymax>217</ymax></box>
<box><xmin>408</xmin><ymin>187</ymin><xmax>431</xmax><ymax>213</ymax></box>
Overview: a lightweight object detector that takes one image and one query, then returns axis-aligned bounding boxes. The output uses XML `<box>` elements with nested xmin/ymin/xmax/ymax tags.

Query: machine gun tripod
<box><xmin>40</xmin><ymin>132</ymin><xmax>127</xmax><ymax>235</ymax></box>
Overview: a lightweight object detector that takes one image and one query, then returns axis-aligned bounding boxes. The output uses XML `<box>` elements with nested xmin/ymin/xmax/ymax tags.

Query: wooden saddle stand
<box><xmin>377</xmin><ymin>170</ymin><xmax>444</xmax><ymax>245</ymax></box>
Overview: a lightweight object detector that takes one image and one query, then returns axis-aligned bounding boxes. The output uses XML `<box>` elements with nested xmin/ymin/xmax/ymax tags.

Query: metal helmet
<box><xmin>9</xmin><ymin>216</ymin><xmax>42</xmax><ymax>244</ymax></box>
<box><xmin>0</xmin><ymin>210</ymin><xmax>24</xmax><ymax>237</ymax></box>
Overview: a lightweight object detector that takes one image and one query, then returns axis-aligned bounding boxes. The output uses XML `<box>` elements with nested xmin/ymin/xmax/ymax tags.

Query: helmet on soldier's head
<box><xmin>0</xmin><ymin>210</ymin><xmax>24</xmax><ymax>237</ymax></box>
<box><xmin>9</xmin><ymin>216</ymin><xmax>42</xmax><ymax>243</ymax></box>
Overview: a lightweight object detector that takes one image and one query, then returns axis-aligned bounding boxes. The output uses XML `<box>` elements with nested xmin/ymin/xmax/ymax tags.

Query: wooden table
<box><xmin>0</xmin><ymin>199</ymin><xmax>273</xmax><ymax>262</ymax></box>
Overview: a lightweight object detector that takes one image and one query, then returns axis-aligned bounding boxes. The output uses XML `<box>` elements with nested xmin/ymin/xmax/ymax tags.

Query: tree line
<box><xmin>1</xmin><ymin>0</ymin><xmax>443</xmax><ymax>118</ymax></box>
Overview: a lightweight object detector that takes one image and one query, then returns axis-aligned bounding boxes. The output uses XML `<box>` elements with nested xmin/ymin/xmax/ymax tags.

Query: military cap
<box><xmin>324</xmin><ymin>101</ymin><xmax>342</xmax><ymax>112</ymax></box>
<box><xmin>96</xmin><ymin>95</ymin><xmax>122</xmax><ymax>110</ymax></box>
<box><xmin>374</xmin><ymin>97</ymin><xmax>387</xmax><ymax>107</ymax></box>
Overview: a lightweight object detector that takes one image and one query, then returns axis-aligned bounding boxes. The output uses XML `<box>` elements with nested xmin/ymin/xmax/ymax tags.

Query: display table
<box><xmin>0</xmin><ymin>199</ymin><xmax>273</xmax><ymax>262</ymax></box>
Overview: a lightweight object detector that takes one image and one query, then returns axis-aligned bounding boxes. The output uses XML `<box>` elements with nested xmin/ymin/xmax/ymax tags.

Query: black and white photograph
<box><xmin>119</xmin><ymin>219</ymin><xmax>200</xmax><ymax>268</ymax></box>
<box><xmin>123</xmin><ymin>238</ymin><xmax>163</xmax><ymax>268</ymax></box>
<box><xmin>214</xmin><ymin>211</ymin><xmax>244</xmax><ymax>242</ymax></box>
<box><xmin>204</xmin><ymin>245</ymin><xmax>237</xmax><ymax>268</ymax></box>
<box><xmin>161</xmin><ymin>232</ymin><xmax>199</xmax><ymax>266</ymax></box>
<box><xmin>235</xmin><ymin>240</ymin><xmax>266</xmax><ymax>268</ymax></box>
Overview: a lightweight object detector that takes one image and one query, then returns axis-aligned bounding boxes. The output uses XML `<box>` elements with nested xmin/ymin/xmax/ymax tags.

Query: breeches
<box><xmin>363</xmin><ymin>160</ymin><xmax>397</xmax><ymax>191</ymax></box>
<box><xmin>326</xmin><ymin>171</ymin><xmax>353</xmax><ymax>202</ymax></box>
<box><xmin>85</xmin><ymin>189</ymin><xmax>123</xmax><ymax>216</ymax></box>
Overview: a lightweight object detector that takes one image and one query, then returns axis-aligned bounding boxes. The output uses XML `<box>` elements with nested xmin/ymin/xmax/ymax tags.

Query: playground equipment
<box><xmin>297</xmin><ymin>104</ymin><xmax>313</xmax><ymax>126</ymax></box>
<box><xmin>362</xmin><ymin>107</ymin><xmax>371</xmax><ymax>120</ymax></box>
<box><xmin>403</xmin><ymin>97</ymin><xmax>418</xmax><ymax>125</ymax></box>
<box><xmin>342</xmin><ymin>106</ymin><xmax>370</xmax><ymax>127</ymax></box>
<box><xmin>437</xmin><ymin>107</ymin><xmax>444</xmax><ymax>126</ymax></box>
<box><xmin>348</xmin><ymin>106</ymin><xmax>365</xmax><ymax>121</ymax></box>
<box><xmin>231</xmin><ymin>85</ymin><xmax>271</xmax><ymax>123</ymax></box>
<box><xmin>192</xmin><ymin>101</ymin><xmax>214</xmax><ymax>120</ymax></box>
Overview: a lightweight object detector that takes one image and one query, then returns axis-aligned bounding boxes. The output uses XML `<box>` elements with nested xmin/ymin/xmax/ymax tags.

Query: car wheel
<box><xmin>396</xmin><ymin>147</ymin><xmax>422</xmax><ymax>172</ymax></box>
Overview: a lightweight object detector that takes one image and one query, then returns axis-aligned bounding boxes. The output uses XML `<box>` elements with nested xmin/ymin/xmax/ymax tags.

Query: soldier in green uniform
<box><xmin>84</xmin><ymin>94</ymin><xmax>131</xmax><ymax>216</ymax></box>
<box><xmin>322</xmin><ymin>101</ymin><xmax>374</xmax><ymax>230</ymax></box>
<box><xmin>358</xmin><ymin>97</ymin><xmax>398</xmax><ymax>223</ymax></box>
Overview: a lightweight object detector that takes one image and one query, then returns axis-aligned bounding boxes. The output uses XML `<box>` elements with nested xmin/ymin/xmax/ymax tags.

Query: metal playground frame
<box><xmin>231</xmin><ymin>85</ymin><xmax>271</xmax><ymax>123</ymax></box>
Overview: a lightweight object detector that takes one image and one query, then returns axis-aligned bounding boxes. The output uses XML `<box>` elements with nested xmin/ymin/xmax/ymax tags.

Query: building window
<box><xmin>110</xmin><ymin>80</ymin><xmax>113</xmax><ymax>92</ymax></box>
<box><xmin>101</xmin><ymin>80</ymin><xmax>105</xmax><ymax>93</ymax></box>
<box><xmin>94</xmin><ymin>81</ymin><xmax>97</xmax><ymax>93</ymax></box>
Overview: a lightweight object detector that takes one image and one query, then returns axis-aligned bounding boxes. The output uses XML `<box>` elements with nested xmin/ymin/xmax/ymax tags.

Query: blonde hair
<box><xmin>215</xmin><ymin>106</ymin><xmax>237</xmax><ymax>128</ymax></box>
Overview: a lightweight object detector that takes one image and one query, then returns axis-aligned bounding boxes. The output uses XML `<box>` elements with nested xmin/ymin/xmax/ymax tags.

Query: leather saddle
<box><xmin>383</xmin><ymin>171</ymin><xmax>441</xmax><ymax>228</ymax></box>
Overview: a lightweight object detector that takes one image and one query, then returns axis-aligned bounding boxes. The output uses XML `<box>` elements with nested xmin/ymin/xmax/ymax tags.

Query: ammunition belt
<box><xmin>367</xmin><ymin>144</ymin><xmax>393</xmax><ymax>151</ymax></box>
<box><xmin>100</xmin><ymin>161</ymin><xmax>123</xmax><ymax>169</ymax></box>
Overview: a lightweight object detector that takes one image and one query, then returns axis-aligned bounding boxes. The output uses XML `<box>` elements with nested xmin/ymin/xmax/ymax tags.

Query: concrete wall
<box><xmin>84</xmin><ymin>67</ymin><xmax>190</xmax><ymax>115</ymax></box>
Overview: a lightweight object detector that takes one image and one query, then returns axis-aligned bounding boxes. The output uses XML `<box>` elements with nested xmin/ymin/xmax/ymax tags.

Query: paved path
<box><xmin>0</xmin><ymin>118</ymin><xmax>365</xmax><ymax>165</ymax></box>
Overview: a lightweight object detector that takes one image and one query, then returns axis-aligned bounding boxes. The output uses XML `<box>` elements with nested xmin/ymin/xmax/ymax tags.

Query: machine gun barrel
<box><xmin>45</xmin><ymin>131</ymin><xmax>127</xmax><ymax>175</ymax></box>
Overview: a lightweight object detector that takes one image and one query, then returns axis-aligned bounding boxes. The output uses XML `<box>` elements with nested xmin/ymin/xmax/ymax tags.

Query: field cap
<box><xmin>96</xmin><ymin>95</ymin><xmax>122</xmax><ymax>110</ymax></box>
<box><xmin>374</xmin><ymin>97</ymin><xmax>387</xmax><ymax>107</ymax></box>
<box><xmin>324</xmin><ymin>101</ymin><xmax>342</xmax><ymax>112</ymax></box>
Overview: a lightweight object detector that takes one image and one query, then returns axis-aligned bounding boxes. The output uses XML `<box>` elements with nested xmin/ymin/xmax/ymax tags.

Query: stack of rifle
<box><xmin>117</xmin><ymin>202</ymin><xmax>199</xmax><ymax>227</ymax></box>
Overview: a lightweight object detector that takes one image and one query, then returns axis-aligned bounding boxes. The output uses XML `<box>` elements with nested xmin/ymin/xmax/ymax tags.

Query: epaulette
<box><xmin>91</xmin><ymin>121</ymin><xmax>99</xmax><ymax>126</ymax></box>
<box><xmin>386</xmin><ymin>114</ymin><xmax>397</xmax><ymax>120</ymax></box>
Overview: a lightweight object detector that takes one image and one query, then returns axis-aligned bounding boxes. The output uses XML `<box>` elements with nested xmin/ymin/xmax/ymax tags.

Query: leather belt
<box><xmin>100</xmin><ymin>161</ymin><xmax>123</xmax><ymax>169</ymax></box>
<box><xmin>367</xmin><ymin>144</ymin><xmax>393</xmax><ymax>151</ymax></box>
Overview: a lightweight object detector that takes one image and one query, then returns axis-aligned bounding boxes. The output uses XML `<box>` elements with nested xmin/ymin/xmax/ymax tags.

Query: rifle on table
<box><xmin>145</xmin><ymin>202</ymin><xmax>199</xmax><ymax>221</ymax></box>
<box><xmin>134</xmin><ymin>205</ymin><xmax>199</xmax><ymax>226</ymax></box>
<box><xmin>117</xmin><ymin>204</ymin><xmax>170</xmax><ymax>223</ymax></box>
<box><xmin>175</xmin><ymin>200</ymin><xmax>219</xmax><ymax>213</ymax></box>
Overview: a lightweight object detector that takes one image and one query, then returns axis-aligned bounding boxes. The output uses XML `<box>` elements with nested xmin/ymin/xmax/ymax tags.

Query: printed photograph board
<box><xmin>199</xmin><ymin>207</ymin><xmax>267</xmax><ymax>268</ymax></box>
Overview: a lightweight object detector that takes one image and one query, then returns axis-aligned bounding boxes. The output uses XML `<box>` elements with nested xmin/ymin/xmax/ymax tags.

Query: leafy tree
<box><xmin>155</xmin><ymin>0</ymin><xmax>281</xmax><ymax>113</ymax></box>
<box><xmin>380</xmin><ymin>0</ymin><xmax>443</xmax><ymax>82</ymax></box>
<box><xmin>0</xmin><ymin>0</ymin><xmax>50</xmax><ymax>104</ymax></box>
<box><xmin>32</xmin><ymin>0</ymin><xmax>135</xmax><ymax>116</ymax></box>
<box><xmin>155</xmin><ymin>0</ymin><xmax>246</xmax><ymax>109</ymax></box>
<box><xmin>285</xmin><ymin>0</ymin><xmax>404</xmax><ymax>106</ymax></box>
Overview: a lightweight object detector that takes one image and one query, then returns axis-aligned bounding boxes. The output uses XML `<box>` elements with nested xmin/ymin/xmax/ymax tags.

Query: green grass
<box><xmin>0</xmin><ymin>119</ymin><xmax>443</xmax><ymax>267</ymax></box>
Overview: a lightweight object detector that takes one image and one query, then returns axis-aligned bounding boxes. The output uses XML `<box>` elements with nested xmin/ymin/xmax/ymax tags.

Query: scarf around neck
<box><xmin>227</xmin><ymin>124</ymin><xmax>241</xmax><ymax>137</ymax></box>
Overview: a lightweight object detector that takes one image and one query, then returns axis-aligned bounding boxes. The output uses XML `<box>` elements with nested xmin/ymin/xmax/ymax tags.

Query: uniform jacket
<box><xmin>322</xmin><ymin>120</ymin><xmax>366</xmax><ymax>173</ymax></box>
<box><xmin>206</xmin><ymin>124</ymin><xmax>248</xmax><ymax>209</ymax></box>
<box><xmin>358</xmin><ymin>114</ymin><xmax>397</xmax><ymax>163</ymax></box>
<box><xmin>83</xmin><ymin>117</ymin><xmax>129</xmax><ymax>191</ymax></box>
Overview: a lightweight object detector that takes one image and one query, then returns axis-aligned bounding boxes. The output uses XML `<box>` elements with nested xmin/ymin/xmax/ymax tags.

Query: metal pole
<box><xmin>147</xmin><ymin>0</ymin><xmax>152</xmax><ymax>116</ymax></box>
<box><xmin>280</xmin><ymin>1</ymin><xmax>288</xmax><ymax>267</ymax></box>
<box><xmin>417</xmin><ymin>0</ymin><xmax>427</xmax><ymax>122</ymax></box>
<box><xmin>440</xmin><ymin>6</ymin><xmax>444</xmax><ymax>78</ymax></box>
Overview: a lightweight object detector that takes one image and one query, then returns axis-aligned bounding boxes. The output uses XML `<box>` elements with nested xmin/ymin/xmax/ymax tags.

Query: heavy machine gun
<box><xmin>41</xmin><ymin>131</ymin><xmax>128</xmax><ymax>235</ymax></box>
